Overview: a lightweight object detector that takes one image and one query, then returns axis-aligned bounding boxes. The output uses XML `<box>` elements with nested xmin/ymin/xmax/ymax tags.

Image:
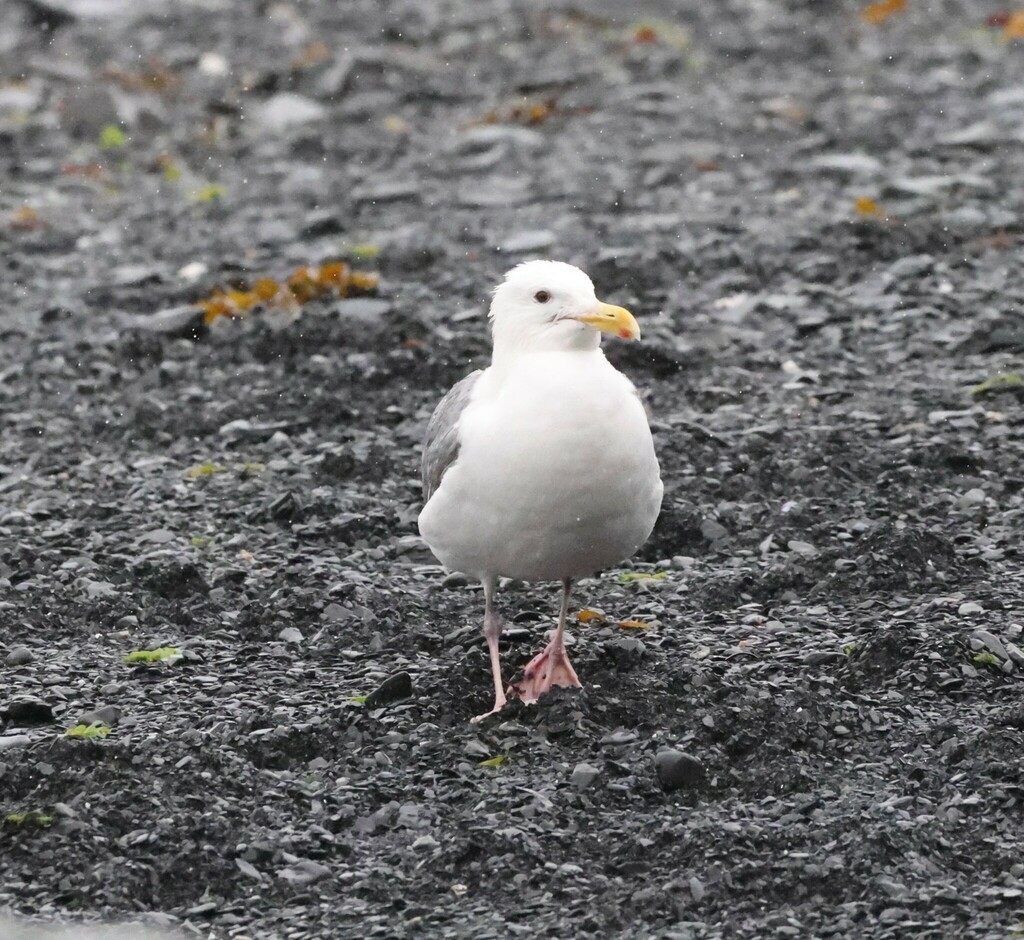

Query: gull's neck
<box><xmin>490</xmin><ymin>322</ymin><xmax>601</xmax><ymax>372</ymax></box>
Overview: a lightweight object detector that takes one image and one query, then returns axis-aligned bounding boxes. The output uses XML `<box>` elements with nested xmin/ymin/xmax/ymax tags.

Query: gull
<box><xmin>419</xmin><ymin>261</ymin><xmax>663</xmax><ymax>721</ymax></box>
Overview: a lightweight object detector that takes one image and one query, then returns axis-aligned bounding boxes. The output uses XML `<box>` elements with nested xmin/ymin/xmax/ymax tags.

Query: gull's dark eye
<box><xmin>534</xmin><ymin>290</ymin><xmax>551</xmax><ymax>304</ymax></box>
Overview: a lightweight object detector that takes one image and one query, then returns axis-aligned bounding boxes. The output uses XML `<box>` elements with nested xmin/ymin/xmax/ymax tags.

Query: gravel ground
<box><xmin>2</xmin><ymin>0</ymin><xmax>1024</xmax><ymax>937</ymax></box>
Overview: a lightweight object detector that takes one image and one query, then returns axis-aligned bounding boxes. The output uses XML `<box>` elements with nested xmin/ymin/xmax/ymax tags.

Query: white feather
<box><xmin>419</xmin><ymin>261</ymin><xmax>663</xmax><ymax>582</ymax></box>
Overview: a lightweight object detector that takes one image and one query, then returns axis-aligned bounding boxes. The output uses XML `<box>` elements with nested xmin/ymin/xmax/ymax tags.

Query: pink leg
<box><xmin>509</xmin><ymin>578</ymin><xmax>582</xmax><ymax>703</ymax></box>
<box><xmin>471</xmin><ymin>577</ymin><xmax>508</xmax><ymax>723</ymax></box>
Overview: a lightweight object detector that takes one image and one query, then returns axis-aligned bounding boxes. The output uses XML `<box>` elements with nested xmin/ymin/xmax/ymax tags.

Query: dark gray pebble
<box><xmin>4</xmin><ymin>699</ymin><xmax>55</xmax><ymax>726</ymax></box>
<box><xmin>442</xmin><ymin>572</ymin><xmax>470</xmax><ymax>588</ymax></box>
<box><xmin>571</xmin><ymin>762</ymin><xmax>601</xmax><ymax>790</ymax></box>
<box><xmin>365</xmin><ymin>671</ymin><xmax>413</xmax><ymax>708</ymax></box>
<box><xmin>803</xmin><ymin>650</ymin><xmax>846</xmax><ymax>666</ymax></box>
<box><xmin>605</xmin><ymin>636</ymin><xmax>647</xmax><ymax>662</ymax></box>
<box><xmin>655</xmin><ymin>749</ymin><xmax>706</xmax><ymax>791</ymax></box>
<box><xmin>79</xmin><ymin>705</ymin><xmax>122</xmax><ymax>727</ymax></box>
<box><xmin>600</xmin><ymin>729</ymin><xmax>639</xmax><ymax>747</ymax></box>
<box><xmin>5</xmin><ymin>646</ymin><xmax>34</xmax><ymax>667</ymax></box>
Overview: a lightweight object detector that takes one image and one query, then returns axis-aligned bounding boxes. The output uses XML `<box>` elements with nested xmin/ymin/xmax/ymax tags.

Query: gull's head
<box><xmin>488</xmin><ymin>260</ymin><xmax>640</xmax><ymax>359</ymax></box>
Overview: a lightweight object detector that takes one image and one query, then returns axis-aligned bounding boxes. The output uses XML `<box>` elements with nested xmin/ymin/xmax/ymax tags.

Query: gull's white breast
<box><xmin>419</xmin><ymin>349</ymin><xmax>663</xmax><ymax>581</ymax></box>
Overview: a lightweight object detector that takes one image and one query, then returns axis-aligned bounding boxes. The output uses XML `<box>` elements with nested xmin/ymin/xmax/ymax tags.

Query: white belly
<box><xmin>419</xmin><ymin>351</ymin><xmax>663</xmax><ymax>582</ymax></box>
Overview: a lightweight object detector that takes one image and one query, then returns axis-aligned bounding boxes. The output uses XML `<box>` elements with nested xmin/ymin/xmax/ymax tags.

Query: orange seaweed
<box><xmin>198</xmin><ymin>261</ymin><xmax>379</xmax><ymax>324</ymax></box>
<box><xmin>861</xmin><ymin>0</ymin><xmax>906</xmax><ymax>26</ymax></box>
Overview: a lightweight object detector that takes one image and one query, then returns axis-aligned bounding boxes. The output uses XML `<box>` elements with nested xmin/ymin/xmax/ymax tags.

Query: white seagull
<box><xmin>419</xmin><ymin>260</ymin><xmax>663</xmax><ymax>721</ymax></box>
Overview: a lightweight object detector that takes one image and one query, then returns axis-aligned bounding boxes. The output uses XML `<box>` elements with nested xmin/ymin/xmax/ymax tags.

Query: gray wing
<box><xmin>421</xmin><ymin>370</ymin><xmax>482</xmax><ymax>502</ymax></box>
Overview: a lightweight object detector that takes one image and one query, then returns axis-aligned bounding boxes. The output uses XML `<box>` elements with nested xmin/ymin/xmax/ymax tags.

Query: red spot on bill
<box><xmin>619</xmin><ymin>329</ymin><xmax>631</xmax><ymax>339</ymax></box>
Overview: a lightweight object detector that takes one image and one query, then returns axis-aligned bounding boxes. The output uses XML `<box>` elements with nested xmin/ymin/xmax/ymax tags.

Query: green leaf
<box><xmin>5</xmin><ymin>812</ymin><xmax>54</xmax><ymax>827</ymax></box>
<box><xmin>186</xmin><ymin>463</ymin><xmax>226</xmax><ymax>479</ymax></box>
<box><xmin>124</xmin><ymin>646</ymin><xmax>182</xmax><ymax>664</ymax></box>
<box><xmin>98</xmin><ymin>125</ymin><xmax>127</xmax><ymax>149</ymax></box>
<box><xmin>189</xmin><ymin>184</ymin><xmax>226</xmax><ymax>202</ymax></box>
<box><xmin>973</xmin><ymin>652</ymin><xmax>999</xmax><ymax>666</ymax></box>
<box><xmin>65</xmin><ymin>724</ymin><xmax>111</xmax><ymax>739</ymax></box>
<box><xmin>970</xmin><ymin>374</ymin><xmax>1024</xmax><ymax>397</ymax></box>
<box><xmin>617</xmin><ymin>571</ymin><xmax>668</xmax><ymax>583</ymax></box>
<box><xmin>478</xmin><ymin>754</ymin><xmax>508</xmax><ymax>767</ymax></box>
<box><xmin>191</xmin><ymin>536</ymin><xmax>212</xmax><ymax>548</ymax></box>
<box><xmin>239</xmin><ymin>462</ymin><xmax>265</xmax><ymax>474</ymax></box>
<box><xmin>843</xmin><ymin>643</ymin><xmax>857</xmax><ymax>656</ymax></box>
<box><xmin>350</xmin><ymin>243</ymin><xmax>380</xmax><ymax>258</ymax></box>
<box><xmin>349</xmin><ymin>695</ymin><xmax>367</xmax><ymax>705</ymax></box>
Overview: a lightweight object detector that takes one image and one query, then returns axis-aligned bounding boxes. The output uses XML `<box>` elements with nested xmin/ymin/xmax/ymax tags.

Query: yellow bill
<box><xmin>574</xmin><ymin>302</ymin><xmax>640</xmax><ymax>341</ymax></box>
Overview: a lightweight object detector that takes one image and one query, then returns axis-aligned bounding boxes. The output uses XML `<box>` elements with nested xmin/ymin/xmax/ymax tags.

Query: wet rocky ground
<box><xmin>2</xmin><ymin>0</ymin><xmax>1024</xmax><ymax>937</ymax></box>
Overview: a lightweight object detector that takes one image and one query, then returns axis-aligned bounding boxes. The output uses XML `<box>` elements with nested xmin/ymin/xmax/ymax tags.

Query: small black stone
<box><xmin>655</xmin><ymin>749</ymin><xmax>706</xmax><ymax>791</ymax></box>
<box><xmin>137</xmin><ymin>561</ymin><xmax>209</xmax><ymax>599</ymax></box>
<box><xmin>4</xmin><ymin>699</ymin><xmax>56</xmax><ymax>726</ymax></box>
<box><xmin>300</xmin><ymin>210</ymin><xmax>345</xmax><ymax>238</ymax></box>
<box><xmin>364</xmin><ymin>671</ymin><xmax>413</xmax><ymax>709</ymax></box>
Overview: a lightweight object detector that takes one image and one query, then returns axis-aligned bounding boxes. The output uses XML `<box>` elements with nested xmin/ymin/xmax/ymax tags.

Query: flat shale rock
<box><xmin>364</xmin><ymin>671</ymin><xmax>413</xmax><ymax>708</ymax></box>
<box><xmin>0</xmin><ymin>915</ymin><xmax>176</xmax><ymax>939</ymax></box>
<box><xmin>78</xmin><ymin>705</ymin><xmax>122</xmax><ymax>727</ymax></box>
<box><xmin>570</xmin><ymin>762</ymin><xmax>601</xmax><ymax>790</ymax></box>
<box><xmin>135</xmin><ymin>306</ymin><xmax>204</xmax><ymax>337</ymax></box>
